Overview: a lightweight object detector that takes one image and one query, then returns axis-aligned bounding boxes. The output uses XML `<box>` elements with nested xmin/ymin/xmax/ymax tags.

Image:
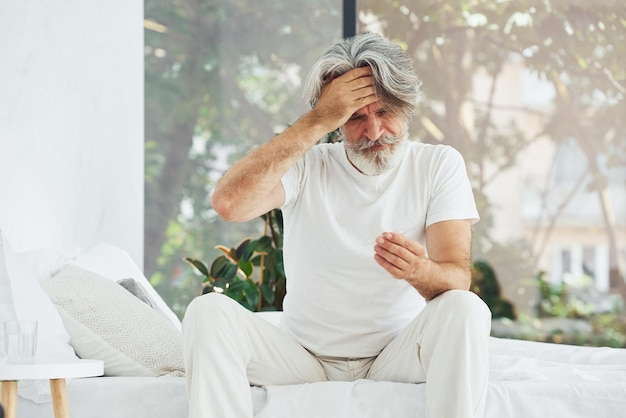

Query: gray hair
<box><xmin>303</xmin><ymin>32</ymin><xmax>421</xmax><ymax>121</ymax></box>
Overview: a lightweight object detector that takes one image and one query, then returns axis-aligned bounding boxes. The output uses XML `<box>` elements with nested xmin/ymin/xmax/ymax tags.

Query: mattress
<box><xmin>15</xmin><ymin>337</ymin><xmax>626</xmax><ymax>418</ymax></box>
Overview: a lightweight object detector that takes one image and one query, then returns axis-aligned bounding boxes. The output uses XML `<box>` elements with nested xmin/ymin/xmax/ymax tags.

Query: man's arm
<box><xmin>212</xmin><ymin>67</ymin><xmax>377</xmax><ymax>222</ymax></box>
<box><xmin>373</xmin><ymin>219</ymin><xmax>472</xmax><ymax>301</ymax></box>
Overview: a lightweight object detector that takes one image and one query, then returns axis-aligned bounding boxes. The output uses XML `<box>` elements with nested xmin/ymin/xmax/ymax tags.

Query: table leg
<box><xmin>1</xmin><ymin>380</ymin><xmax>18</xmax><ymax>418</ymax></box>
<box><xmin>50</xmin><ymin>378</ymin><xmax>70</xmax><ymax>418</ymax></box>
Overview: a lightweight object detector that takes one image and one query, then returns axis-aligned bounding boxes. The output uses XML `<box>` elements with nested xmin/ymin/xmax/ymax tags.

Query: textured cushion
<box><xmin>69</xmin><ymin>243</ymin><xmax>181</xmax><ymax>330</ymax></box>
<box><xmin>42</xmin><ymin>265</ymin><xmax>184</xmax><ymax>377</ymax></box>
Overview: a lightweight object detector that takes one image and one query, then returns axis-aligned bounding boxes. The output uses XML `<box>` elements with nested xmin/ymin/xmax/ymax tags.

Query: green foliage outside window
<box><xmin>145</xmin><ymin>1</ymin><xmax>626</xmax><ymax>346</ymax></box>
<box><xmin>185</xmin><ymin>209</ymin><xmax>286</xmax><ymax>312</ymax></box>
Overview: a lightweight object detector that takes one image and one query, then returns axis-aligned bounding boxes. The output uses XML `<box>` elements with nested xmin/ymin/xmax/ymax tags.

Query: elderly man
<box><xmin>183</xmin><ymin>32</ymin><xmax>491</xmax><ymax>418</ymax></box>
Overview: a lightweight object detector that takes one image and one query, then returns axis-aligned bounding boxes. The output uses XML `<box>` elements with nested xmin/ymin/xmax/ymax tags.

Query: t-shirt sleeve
<box><xmin>425</xmin><ymin>146</ymin><xmax>479</xmax><ymax>228</ymax></box>
<box><xmin>280</xmin><ymin>156</ymin><xmax>305</xmax><ymax>210</ymax></box>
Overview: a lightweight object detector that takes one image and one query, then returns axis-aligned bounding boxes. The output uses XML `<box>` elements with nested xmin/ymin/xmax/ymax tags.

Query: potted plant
<box><xmin>184</xmin><ymin>209</ymin><xmax>286</xmax><ymax>312</ymax></box>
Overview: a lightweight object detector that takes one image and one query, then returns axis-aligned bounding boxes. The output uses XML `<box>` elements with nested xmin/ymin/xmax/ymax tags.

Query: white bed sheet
<box><xmin>15</xmin><ymin>337</ymin><xmax>626</xmax><ymax>418</ymax></box>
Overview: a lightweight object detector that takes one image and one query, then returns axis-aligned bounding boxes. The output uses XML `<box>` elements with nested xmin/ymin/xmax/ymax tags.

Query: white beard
<box><xmin>344</xmin><ymin>133</ymin><xmax>409</xmax><ymax>176</ymax></box>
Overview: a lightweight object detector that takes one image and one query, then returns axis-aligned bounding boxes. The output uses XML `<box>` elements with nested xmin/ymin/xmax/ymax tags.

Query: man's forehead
<box><xmin>354</xmin><ymin>102</ymin><xmax>385</xmax><ymax>115</ymax></box>
<box><xmin>354</xmin><ymin>100</ymin><xmax>400</xmax><ymax>115</ymax></box>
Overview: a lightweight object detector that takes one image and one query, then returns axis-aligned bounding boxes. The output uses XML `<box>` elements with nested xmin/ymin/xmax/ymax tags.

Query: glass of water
<box><xmin>4</xmin><ymin>320</ymin><xmax>38</xmax><ymax>364</ymax></box>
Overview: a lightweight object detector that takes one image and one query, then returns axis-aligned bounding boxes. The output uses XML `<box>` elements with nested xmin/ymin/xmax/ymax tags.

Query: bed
<box><xmin>2</xmin><ymin>232</ymin><xmax>626</xmax><ymax>418</ymax></box>
<box><xmin>13</xmin><ymin>336</ymin><xmax>626</xmax><ymax>418</ymax></box>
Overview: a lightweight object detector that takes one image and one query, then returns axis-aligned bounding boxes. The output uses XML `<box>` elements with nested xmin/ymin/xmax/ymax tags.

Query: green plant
<box><xmin>184</xmin><ymin>209</ymin><xmax>285</xmax><ymax>312</ymax></box>
<box><xmin>535</xmin><ymin>271</ymin><xmax>601</xmax><ymax>319</ymax></box>
<box><xmin>470</xmin><ymin>259</ymin><xmax>517</xmax><ymax>320</ymax></box>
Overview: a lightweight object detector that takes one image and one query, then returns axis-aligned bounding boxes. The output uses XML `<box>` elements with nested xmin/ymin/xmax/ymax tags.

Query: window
<box><xmin>144</xmin><ymin>0</ymin><xmax>343</xmax><ymax>316</ymax></box>
<box><xmin>145</xmin><ymin>1</ymin><xmax>626</xmax><ymax>346</ymax></box>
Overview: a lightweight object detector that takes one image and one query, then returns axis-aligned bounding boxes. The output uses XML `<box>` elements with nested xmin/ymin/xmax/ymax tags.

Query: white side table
<box><xmin>0</xmin><ymin>359</ymin><xmax>104</xmax><ymax>418</ymax></box>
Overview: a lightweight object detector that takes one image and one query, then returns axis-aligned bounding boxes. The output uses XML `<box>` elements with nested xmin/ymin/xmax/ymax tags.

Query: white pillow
<box><xmin>0</xmin><ymin>229</ymin><xmax>80</xmax><ymax>403</ymax></box>
<box><xmin>69</xmin><ymin>243</ymin><xmax>181</xmax><ymax>330</ymax></box>
<box><xmin>42</xmin><ymin>265</ymin><xmax>184</xmax><ymax>377</ymax></box>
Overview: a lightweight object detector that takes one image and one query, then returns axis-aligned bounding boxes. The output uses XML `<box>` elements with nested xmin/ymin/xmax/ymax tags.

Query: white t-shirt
<box><xmin>280</xmin><ymin>141</ymin><xmax>479</xmax><ymax>357</ymax></box>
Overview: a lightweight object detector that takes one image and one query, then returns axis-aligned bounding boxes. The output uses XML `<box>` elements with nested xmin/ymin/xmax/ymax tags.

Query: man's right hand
<box><xmin>309</xmin><ymin>67</ymin><xmax>378</xmax><ymax>133</ymax></box>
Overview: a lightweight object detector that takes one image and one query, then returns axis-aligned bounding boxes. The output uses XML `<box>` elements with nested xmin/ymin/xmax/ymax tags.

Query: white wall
<box><xmin>0</xmin><ymin>0</ymin><xmax>144</xmax><ymax>267</ymax></box>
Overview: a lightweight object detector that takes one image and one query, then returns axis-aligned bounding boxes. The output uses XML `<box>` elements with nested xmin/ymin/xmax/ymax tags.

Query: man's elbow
<box><xmin>211</xmin><ymin>191</ymin><xmax>242</xmax><ymax>222</ymax></box>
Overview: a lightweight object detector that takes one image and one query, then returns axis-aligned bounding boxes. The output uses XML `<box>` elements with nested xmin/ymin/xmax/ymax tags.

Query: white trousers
<box><xmin>183</xmin><ymin>289</ymin><xmax>491</xmax><ymax>418</ymax></box>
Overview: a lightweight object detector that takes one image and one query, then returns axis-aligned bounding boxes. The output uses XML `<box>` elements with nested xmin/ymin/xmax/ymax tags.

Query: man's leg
<box><xmin>183</xmin><ymin>293</ymin><xmax>327</xmax><ymax>418</ymax></box>
<box><xmin>366</xmin><ymin>290</ymin><xmax>491</xmax><ymax>418</ymax></box>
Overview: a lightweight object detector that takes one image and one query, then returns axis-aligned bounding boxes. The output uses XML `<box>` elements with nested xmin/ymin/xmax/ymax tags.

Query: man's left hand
<box><xmin>373</xmin><ymin>232</ymin><xmax>427</xmax><ymax>281</ymax></box>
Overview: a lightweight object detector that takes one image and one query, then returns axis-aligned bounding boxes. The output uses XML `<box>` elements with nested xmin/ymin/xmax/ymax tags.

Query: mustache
<box><xmin>348</xmin><ymin>133</ymin><xmax>406</xmax><ymax>151</ymax></box>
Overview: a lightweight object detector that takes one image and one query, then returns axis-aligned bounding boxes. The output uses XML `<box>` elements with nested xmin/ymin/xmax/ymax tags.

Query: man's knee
<box><xmin>184</xmin><ymin>293</ymin><xmax>242</xmax><ymax>329</ymax></box>
<box><xmin>431</xmin><ymin>290</ymin><xmax>492</xmax><ymax>329</ymax></box>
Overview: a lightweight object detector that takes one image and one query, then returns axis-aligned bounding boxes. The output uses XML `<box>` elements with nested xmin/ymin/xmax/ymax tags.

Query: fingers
<box><xmin>350</xmin><ymin>79</ymin><xmax>375</xmax><ymax>97</ymax></box>
<box><xmin>339</xmin><ymin>66</ymin><xmax>372</xmax><ymax>82</ymax></box>
<box><xmin>339</xmin><ymin>68</ymin><xmax>375</xmax><ymax>98</ymax></box>
<box><xmin>352</xmin><ymin>88</ymin><xmax>377</xmax><ymax>108</ymax></box>
<box><xmin>373</xmin><ymin>252</ymin><xmax>406</xmax><ymax>279</ymax></box>
<box><xmin>376</xmin><ymin>232</ymin><xmax>424</xmax><ymax>256</ymax></box>
<box><xmin>313</xmin><ymin>67</ymin><xmax>378</xmax><ymax>130</ymax></box>
<box><xmin>327</xmin><ymin>68</ymin><xmax>375</xmax><ymax>102</ymax></box>
<box><xmin>373</xmin><ymin>232</ymin><xmax>426</xmax><ymax>280</ymax></box>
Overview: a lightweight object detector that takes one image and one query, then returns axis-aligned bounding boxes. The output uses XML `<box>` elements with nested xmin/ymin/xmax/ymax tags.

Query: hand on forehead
<box><xmin>324</xmin><ymin>66</ymin><xmax>371</xmax><ymax>83</ymax></box>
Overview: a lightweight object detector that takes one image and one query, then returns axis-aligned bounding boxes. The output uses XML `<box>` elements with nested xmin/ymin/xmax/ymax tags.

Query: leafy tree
<box><xmin>144</xmin><ymin>0</ymin><xmax>342</xmax><ymax>316</ymax></box>
<box><xmin>359</xmin><ymin>0</ymin><xmax>626</xmax><ymax>307</ymax></box>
